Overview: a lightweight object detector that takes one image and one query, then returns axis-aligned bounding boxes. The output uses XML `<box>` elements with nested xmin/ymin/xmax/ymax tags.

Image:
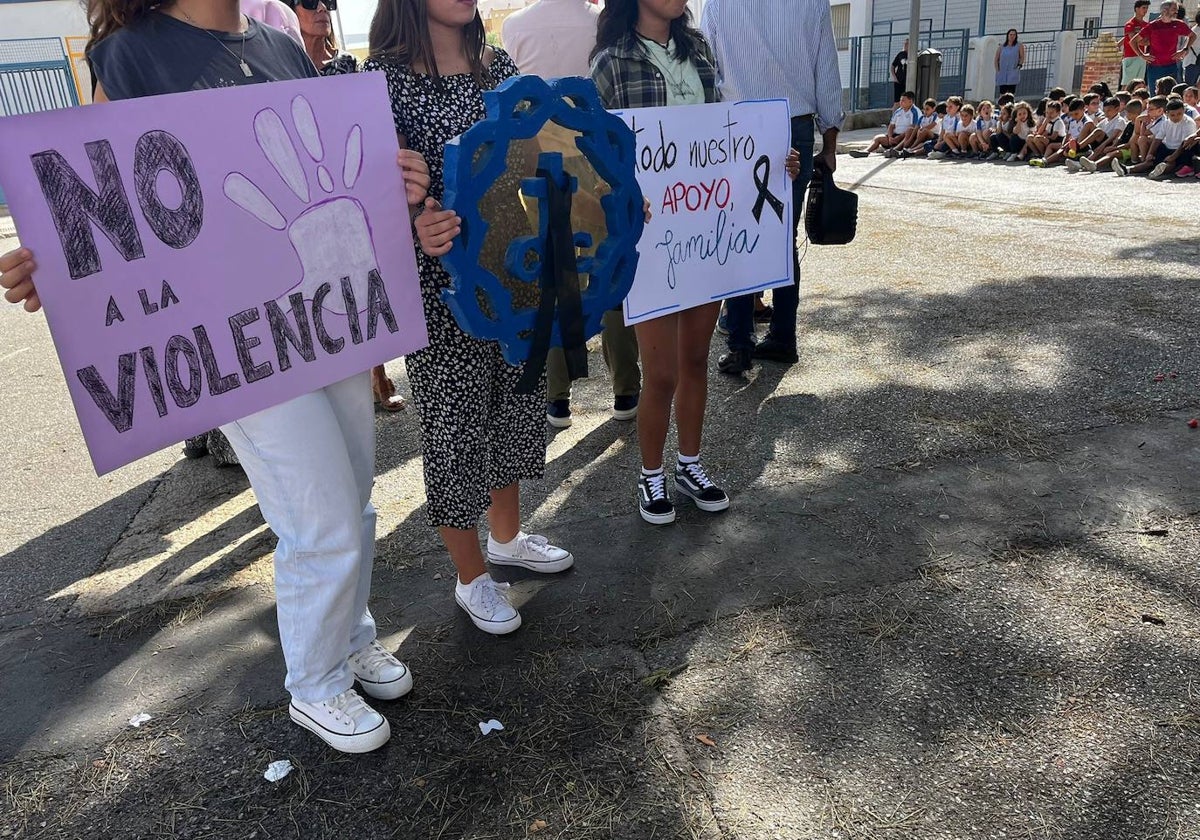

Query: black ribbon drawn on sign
<box><xmin>751</xmin><ymin>154</ymin><xmax>785</xmax><ymax>224</ymax></box>
<box><xmin>516</xmin><ymin>164</ymin><xmax>589</xmax><ymax>394</ymax></box>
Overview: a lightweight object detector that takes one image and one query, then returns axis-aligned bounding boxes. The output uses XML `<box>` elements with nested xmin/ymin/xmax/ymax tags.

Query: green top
<box><xmin>638</xmin><ymin>36</ymin><xmax>705</xmax><ymax>106</ymax></box>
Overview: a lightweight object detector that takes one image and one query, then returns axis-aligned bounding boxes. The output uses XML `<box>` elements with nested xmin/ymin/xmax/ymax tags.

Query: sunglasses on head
<box><xmin>289</xmin><ymin>0</ymin><xmax>337</xmax><ymax>11</ymax></box>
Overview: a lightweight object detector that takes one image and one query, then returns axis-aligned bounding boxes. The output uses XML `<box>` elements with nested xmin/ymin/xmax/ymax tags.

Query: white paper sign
<box><xmin>613</xmin><ymin>99</ymin><xmax>794</xmax><ymax>325</ymax></box>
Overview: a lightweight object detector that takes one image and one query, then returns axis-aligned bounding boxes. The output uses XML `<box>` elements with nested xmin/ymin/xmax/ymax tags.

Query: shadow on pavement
<box><xmin>3</xmin><ymin>258</ymin><xmax>1200</xmax><ymax>837</ymax></box>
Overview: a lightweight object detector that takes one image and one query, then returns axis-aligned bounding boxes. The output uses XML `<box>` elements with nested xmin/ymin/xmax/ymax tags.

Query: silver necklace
<box><xmin>178</xmin><ymin>7</ymin><xmax>253</xmax><ymax>77</ymax></box>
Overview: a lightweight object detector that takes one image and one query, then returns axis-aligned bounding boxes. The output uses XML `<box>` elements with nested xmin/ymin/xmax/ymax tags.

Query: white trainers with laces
<box><xmin>487</xmin><ymin>531</ymin><xmax>574</xmax><ymax>573</ymax></box>
<box><xmin>1148</xmin><ymin>162</ymin><xmax>1169</xmax><ymax>180</ymax></box>
<box><xmin>349</xmin><ymin>640</ymin><xmax>414</xmax><ymax>700</ymax></box>
<box><xmin>290</xmin><ymin>688</ymin><xmax>390</xmax><ymax>753</ymax></box>
<box><xmin>455</xmin><ymin>573</ymin><xmax>522</xmax><ymax>635</ymax></box>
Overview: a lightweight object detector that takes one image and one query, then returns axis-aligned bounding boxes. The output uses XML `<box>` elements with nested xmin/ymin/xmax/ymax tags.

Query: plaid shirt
<box><xmin>590</xmin><ymin>31</ymin><xmax>721</xmax><ymax>110</ymax></box>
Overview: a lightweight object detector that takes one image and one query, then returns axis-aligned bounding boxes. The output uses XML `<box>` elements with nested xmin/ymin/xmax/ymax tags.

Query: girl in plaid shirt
<box><xmin>589</xmin><ymin>0</ymin><xmax>731</xmax><ymax>526</ymax></box>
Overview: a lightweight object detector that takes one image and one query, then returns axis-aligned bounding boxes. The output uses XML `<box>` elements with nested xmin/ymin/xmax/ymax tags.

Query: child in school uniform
<box><xmin>1075</xmin><ymin>97</ymin><xmax>1132</xmax><ymax>171</ymax></box>
<box><xmin>855</xmin><ymin>90</ymin><xmax>920</xmax><ymax>156</ymax></box>
<box><xmin>968</xmin><ymin>100</ymin><xmax>998</xmax><ymax>156</ymax></box>
<box><xmin>928</xmin><ymin>96</ymin><xmax>964</xmax><ymax>158</ymax></box>
<box><xmin>1036</xmin><ymin>97</ymin><xmax>1093</xmax><ymax>167</ymax></box>
<box><xmin>899</xmin><ymin>98</ymin><xmax>940</xmax><ymax>157</ymax></box>
<box><xmin>1090</xmin><ymin>98</ymin><xmax>1145</xmax><ymax>171</ymax></box>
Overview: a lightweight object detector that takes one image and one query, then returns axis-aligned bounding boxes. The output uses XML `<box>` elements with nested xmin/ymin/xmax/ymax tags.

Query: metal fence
<box><xmin>0</xmin><ymin>38</ymin><xmax>80</xmax><ymax>205</ymax></box>
<box><xmin>848</xmin><ymin>29</ymin><xmax>971</xmax><ymax>110</ymax></box>
<box><xmin>1015</xmin><ymin>34</ymin><xmax>1057</xmax><ymax>100</ymax></box>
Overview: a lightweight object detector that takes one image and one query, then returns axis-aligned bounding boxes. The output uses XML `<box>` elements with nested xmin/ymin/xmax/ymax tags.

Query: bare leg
<box><xmin>673</xmin><ymin>302</ymin><xmax>720</xmax><ymax>457</ymax></box>
<box><xmin>487</xmin><ymin>483</ymin><xmax>520</xmax><ymax>543</ymax></box>
<box><xmin>441</xmin><ymin>526</ymin><xmax>487</xmax><ymax>585</ymax></box>
<box><xmin>635</xmin><ymin>314</ymin><xmax>681</xmax><ymax>471</ymax></box>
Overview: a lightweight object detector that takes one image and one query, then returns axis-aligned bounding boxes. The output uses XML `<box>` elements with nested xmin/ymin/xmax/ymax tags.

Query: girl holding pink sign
<box><xmin>0</xmin><ymin>0</ymin><xmax>432</xmax><ymax>755</ymax></box>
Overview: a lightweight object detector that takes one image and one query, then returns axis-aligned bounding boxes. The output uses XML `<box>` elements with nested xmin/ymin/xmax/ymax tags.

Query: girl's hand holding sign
<box><xmin>0</xmin><ymin>248</ymin><xmax>39</xmax><ymax>312</ymax></box>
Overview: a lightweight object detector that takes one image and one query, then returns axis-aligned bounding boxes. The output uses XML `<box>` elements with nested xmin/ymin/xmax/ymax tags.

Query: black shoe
<box><xmin>753</xmin><ymin>304</ymin><xmax>774</xmax><ymax>324</ymax></box>
<box><xmin>717</xmin><ymin>348</ymin><xmax>754</xmax><ymax>375</ymax></box>
<box><xmin>674</xmin><ymin>461</ymin><xmax>730</xmax><ymax>512</ymax></box>
<box><xmin>752</xmin><ymin>338</ymin><xmax>798</xmax><ymax>364</ymax></box>
<box><xmin>546</xmin><ymin>399</ymin><xmax>572</xmax><ymax>428</ymax></box>
<box><xmin>612</xmin><ymin>393</ymin><xmax>639</xmax><ymax>421</ymax></box>
<box><xmin>638</xmin><ymin>472</ymin><xmax>676</xmax><ymax>525</ymax></box>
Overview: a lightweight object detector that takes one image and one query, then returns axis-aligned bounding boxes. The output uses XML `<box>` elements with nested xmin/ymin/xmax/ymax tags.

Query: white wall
<box><xmin>0</xmin><ymin>0</ymin><xmax>89</xmax><ymax>39</ymax></box>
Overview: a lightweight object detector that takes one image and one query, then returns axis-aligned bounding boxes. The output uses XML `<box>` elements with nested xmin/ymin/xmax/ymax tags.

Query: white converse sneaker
<box><xmin>455</xmin><ymin>573</ymin><xmax>522</xmax><ymax>634</ymax></box>
<box><xmin>289</xmin><ymin>689</ymin><xmax>390</xmax><ymax>753</ymax></box>
<box><xmin>487</xmin><ymin>531</ymin><xmax>574</xmax><ymax>573</ymax></box>
<box><xmin>349</xmin><ymin>640</ymin><xmax>414</xmax><ymax>701</ymax></box>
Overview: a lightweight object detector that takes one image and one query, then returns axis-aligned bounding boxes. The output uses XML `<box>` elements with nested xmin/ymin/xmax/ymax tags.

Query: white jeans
<box><xmin>220</xmin><ymin>372</ymin><xmax>377</xmax><ymax>703</ymax></box>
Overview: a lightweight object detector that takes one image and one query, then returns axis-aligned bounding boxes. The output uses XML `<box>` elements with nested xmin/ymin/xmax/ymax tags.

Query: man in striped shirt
<box><xmin>700</xmin><ymin>0</ymin><xmax>845</xmax><ymax>374</ymax></box>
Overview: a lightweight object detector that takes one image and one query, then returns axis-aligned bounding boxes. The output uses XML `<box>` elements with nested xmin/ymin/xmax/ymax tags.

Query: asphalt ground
<box><xmin>2</xmin><ymin>134</ymin><xmax>1200</xmax><ymax>839</ymax></box>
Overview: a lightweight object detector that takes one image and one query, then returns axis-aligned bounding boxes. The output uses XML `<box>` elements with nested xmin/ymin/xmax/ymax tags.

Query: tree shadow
<box><xmin>3</xmin><ymin>259</ymin><xmax>1200</xmax><ymax>836</ymax></box>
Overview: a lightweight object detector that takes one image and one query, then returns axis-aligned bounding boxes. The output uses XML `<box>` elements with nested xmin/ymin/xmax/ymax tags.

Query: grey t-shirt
<box><xmin>88</xmin><ymin>12</ymin><xmax>316</xmax><ymax>100</ymax></box>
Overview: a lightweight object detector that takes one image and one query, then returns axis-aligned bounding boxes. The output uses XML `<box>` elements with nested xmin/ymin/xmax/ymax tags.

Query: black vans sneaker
<box><xmin>638</xmin><ymin>471</ymin><xmax>676</xmax><ymax>525</ymax></box>
<box><xmin>674</xmin><ymin>461</ymin><xmax>730</xmax><ymax>512</ymax></box>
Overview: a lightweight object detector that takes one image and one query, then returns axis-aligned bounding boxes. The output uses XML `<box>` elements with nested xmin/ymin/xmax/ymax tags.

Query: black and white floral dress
<box><xmin>361</xmin><ymin>50</ymin><xmax>546</xmax><ymax>531</ymax></box>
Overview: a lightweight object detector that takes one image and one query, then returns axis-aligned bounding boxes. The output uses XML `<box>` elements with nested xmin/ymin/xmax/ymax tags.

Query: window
<box><xmin>1082</xmin><ymin>16</ymin><xmax>1100</xmax><ymax>37</ymax></box>
<box><xmin>1061</xmin><ymin>4</ymin><xmax>1076</xmax><ymax>31</ymax></box>
<box><xmin>831</xmin><ymin>3</ymin><xmax>851</xmax><ymax>51</ymax></box>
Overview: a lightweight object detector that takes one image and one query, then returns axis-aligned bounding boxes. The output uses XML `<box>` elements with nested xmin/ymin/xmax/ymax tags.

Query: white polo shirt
<box><xmin>501</xmin><ymin>0</ymin><xmax>599</xmax><ymax>78</ymax></box>
<box><xmin>1153</xmin><ymin>114</ymin><xmax>1197</xmax><ymax>149</ymax></box>
<box><xmin>891</xmin><ymin>105</ymin><xmax>919</xmax><ymax>132</ymax></box>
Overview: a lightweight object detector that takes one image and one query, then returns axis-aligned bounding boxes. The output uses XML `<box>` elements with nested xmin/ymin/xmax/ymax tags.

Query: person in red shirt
<box><xmin>1132</xmin><ymin>1</ymin><xmax>1197</xmax><ymax>90</ymax></box>
<box><xmin>1123</xmin><ymin>0</ymin><xmax>1151</xmax><ymax>84</ymax></box>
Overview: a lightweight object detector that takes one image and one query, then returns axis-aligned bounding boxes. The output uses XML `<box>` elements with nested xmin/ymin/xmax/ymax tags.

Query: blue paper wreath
<box><xmin>441</xmin><ymin>75</ymin><xmax>643</xmax><ymax>367</ymax></box>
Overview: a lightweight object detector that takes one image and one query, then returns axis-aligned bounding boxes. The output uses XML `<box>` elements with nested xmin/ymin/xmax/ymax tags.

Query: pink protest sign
<box><xmin>0</xmin><ymin>73</ymin><xmax>427</xmax><ymax>475</ymax></box>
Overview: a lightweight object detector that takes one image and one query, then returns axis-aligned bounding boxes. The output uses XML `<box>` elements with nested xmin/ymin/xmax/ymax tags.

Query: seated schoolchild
<box><xmin>854</xmin><ymin>91</ymin><xmax>920</xmax><ymax>157</ymax></box>
<box><xmin>1129</xmin><ymin>95</ymin><xmax>1168</xmax><ymax>163</ymax></box>
<box><xmin>1115</xmin><ymin>98</ymin><xmax>1200</xmax><ymax>178</ymax></box>
<box><xmin>1076</xmin><ymin>97</ymin><xmax>1131</xmax><ymax>171</ymax></box>
<box><xmin>1022</xmin><ymin>100</ymin><xmax>1066</xmax><ymax>165</ymax></box>
<box><xmin>953</xmin><ymin>103</ymin><xmax>976</xmax><ymax>155</ymax></box>
<box><xmin>899</xmin><ymin>98</ymin><xmax>940</xmax><ymax>157</ymax></box>
<box><xmin>928</xmin><ymin>96</ymin><xmax>964</xmax><ymax>158</ymax></box>
<box><xmin>968</xmin><ymin>100</ymin><xmax>998</xmax><ymax>156</ymax></box>
<box><xmin>993</xmin><ymin>101</ymin><xmax>1035</xmax><ymax>161</ymax></box>
<box><xmin>1037</xmin><ymin>98</ymin><xmax>1093</xmax><ymax>167</ymax></box>
<box><xmin>1090</xmin><ymin>98</ymin><xmax>1144</xmax><ymax>171</ymax></box>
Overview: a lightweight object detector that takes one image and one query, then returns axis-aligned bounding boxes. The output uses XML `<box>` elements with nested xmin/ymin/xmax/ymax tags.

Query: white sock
<box><xmin>489</xmin><ymin>531</ymin><xmax>524</xmax><ymax>550</ymax></box>
<box><xmin>641</xmin><ymin>466</ymin><xmax>664</xmax><ymax>479</ymax></box>
<box><xmin>677</xmin><ymin>453</ymin><xmax>700</xmax><ymax>466</ymax></box>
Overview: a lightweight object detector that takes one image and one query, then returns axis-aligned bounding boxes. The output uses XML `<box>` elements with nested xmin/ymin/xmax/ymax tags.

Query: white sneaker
<box><xmin>928</xmin><ymin>150</ymin><xmax>946</xmax><ymax>160</ymax></box>
<box><xmin>1112</xmin><ymin>159</ymin><xmax>1127</xmax><ymax>176</ymax></box>
<box><xmin>289</xmin><ymin>689</ymin><xmax>390</xmax><ymax>753</ymax></box>
<box><xmin>1149</xmin><ymin>162</ymin><xmax>1168</xmax><ymax>180</ymax></box>
<box><xmin>349</xmin><ymin>640</ymin><xmax>414</xmax><ymax>700</ymax></box>
<box><xmin>487</xmin><ymin>531</ymin><xmax>574</xmax><ymax>573</ymax></box>
<box><xmin>455</xmin><ymin>573</ymin><xmax>522</xmax><ymax>635</ymax></box>
<box><xmin>1080</xmin><ymin>157</ymin><xmax>1098</xmax><ymax>172</ymax></box>
<box><xmin>1065</xmin><ymin>159</ymin><xmax>1081</xmax><ymax>172</ymax></box>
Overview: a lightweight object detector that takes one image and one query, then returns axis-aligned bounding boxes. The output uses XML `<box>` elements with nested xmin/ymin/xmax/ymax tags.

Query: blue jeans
<box><xmin>1146</xmin><ymin>61</ymin><xmax>1182</xmax><ymax>91</ymax></box>
<box><xmin>726</xmin><ymin>115</ymin><xmax>815</xmax><ymax>352</ymax></box>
